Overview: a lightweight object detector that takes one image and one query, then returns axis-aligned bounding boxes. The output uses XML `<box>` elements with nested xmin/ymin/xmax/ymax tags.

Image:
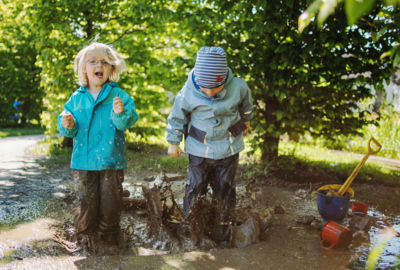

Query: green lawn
<box><xmin>278</xmin><ymin>141</ymin><xmax>400</xmax><ymax>186</ymax></box>
<box><xmin>0</xmin><ymin>126</ymin><xmax>45</xmax><ymax>137</ymax></box>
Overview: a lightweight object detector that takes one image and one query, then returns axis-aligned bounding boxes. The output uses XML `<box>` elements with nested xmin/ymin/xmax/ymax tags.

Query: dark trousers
<box><xmin>72</xmin><ymin>169</ymin><xmax>124</xmax><ymax>237</ymax></box>
<box><xmin>183</xmin><ymin>153</ymin><xmax>239</xmax><ymax>225</ymax></box>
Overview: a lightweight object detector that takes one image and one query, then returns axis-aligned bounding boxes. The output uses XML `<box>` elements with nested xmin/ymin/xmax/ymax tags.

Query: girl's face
<box><xmin>85</xmin><ymin>48</ymin><xmax>113</xmax><ymax>90</ymax></box>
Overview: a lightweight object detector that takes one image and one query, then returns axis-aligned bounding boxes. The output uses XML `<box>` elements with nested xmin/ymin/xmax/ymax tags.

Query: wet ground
<box><xmin>0</xmin><ymin>136</ymin><xmax>399</xmax><ymax>269</ymax></box>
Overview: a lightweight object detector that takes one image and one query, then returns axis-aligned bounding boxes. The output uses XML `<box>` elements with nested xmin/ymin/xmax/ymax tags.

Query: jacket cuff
<box><xmin>168</xmin><ymin>141</ymin><xmax>180</xmax><ymax>146</ymax></box>
<box><xmin>60</xmin><ymin>121</ymin><xmax>78</xmax><ymax>138</ymax></box>
<box><xmin>111</xmin><ymin>110</ymin><xmax>126</xmax><ymax>118</ymax></box>
<box><xmin>241</xmin><ymin>111</ymin><xmax>254</xmax><ymax>122</ymax></box>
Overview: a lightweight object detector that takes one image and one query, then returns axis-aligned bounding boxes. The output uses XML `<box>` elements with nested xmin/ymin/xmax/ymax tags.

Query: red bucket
<box><xmin>320</xmin><ymin>221</ymin><xmax>352</xmax><ymax>249</ymax></box>
<box><xmin>352</xmin><ymin>202</ymin><xmax>368</xmax><ymax>214</ymax></box>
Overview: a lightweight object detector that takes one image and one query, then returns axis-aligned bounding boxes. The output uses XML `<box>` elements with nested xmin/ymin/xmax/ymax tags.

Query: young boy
<box><xmin>57</xmin><ymin>42</ymin><xmax>138</xmax><ymax>248</ymax></box>
<box><xmin>166</xmin><ymin>46</ymin><xmax>254</xmax><ymax>247</ymax></box>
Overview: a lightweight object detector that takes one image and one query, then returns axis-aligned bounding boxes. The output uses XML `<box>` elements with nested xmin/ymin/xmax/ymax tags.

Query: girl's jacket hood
<box><xmin>166</xmin><ymin>68</ymin><xmax>254</xmax><ymax>160</ymax></box>
<box><xmin>57</xmin><ymin>82</ymin><xmax>138</xmax><ymax>170</ymax></box>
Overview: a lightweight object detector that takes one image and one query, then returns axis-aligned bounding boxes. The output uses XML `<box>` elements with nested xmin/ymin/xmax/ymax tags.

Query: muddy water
<box><xmin>1</xmin><ymin>180</ymin><xmax>399</xmax><ymax>269</ymax></box>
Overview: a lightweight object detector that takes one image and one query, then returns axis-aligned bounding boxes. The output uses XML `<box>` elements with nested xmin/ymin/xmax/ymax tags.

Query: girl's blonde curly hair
<box><xmin>74</xmin><ymin>42</ymin><xmax>126</xmax><ymax>86</ymax></box>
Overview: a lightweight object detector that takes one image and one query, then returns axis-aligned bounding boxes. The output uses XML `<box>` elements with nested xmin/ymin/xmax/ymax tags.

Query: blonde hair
<box><xmin>74</xmin><ymin>42</ymin><xmax>127</xmax><ymax>86</ymax></box>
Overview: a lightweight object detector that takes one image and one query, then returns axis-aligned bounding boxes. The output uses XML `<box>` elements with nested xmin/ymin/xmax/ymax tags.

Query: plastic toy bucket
<box><xmin>320</xmin><ymin>221</ymin><xmax>352</xmax><ymax>249</ymax></box>
<box><xmin>317</xmin><ymin>185</ymin><xmax>354</xmax><ymax>223</ymax></box>
<box><xmin>352</xmin><ymin>202</ymin><xmax>368</xmax><ymax>214</ymax></box>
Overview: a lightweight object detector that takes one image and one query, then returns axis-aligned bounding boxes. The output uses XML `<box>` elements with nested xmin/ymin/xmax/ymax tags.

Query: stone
<box><xmin>295</xmin><ymin>215</ymin><xmax>316</xmax><ymax>224</ymax></box>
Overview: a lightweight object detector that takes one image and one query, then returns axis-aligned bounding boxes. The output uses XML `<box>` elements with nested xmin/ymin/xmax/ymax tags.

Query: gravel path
<box><xmin>0</xmin><ymin>135</ymin><xmax>72</xmax><ymax>225</ymax></box>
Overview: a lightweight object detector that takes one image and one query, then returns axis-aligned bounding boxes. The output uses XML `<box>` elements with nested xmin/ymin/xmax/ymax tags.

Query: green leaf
<box><xmin>286</xmin><ymin>0</ymin><xmax>294</xmax><ymax>8</ymax></box>
<box><xmin>380</xmin><ymin>49</ymin><xmax>392</xmax><ymax>60</ymax></box>
<box><xmin>383</xmin><ymin>0</ymin><xmax>397</xmax><ymax>6</ymax></box>
<box><xmin>372</xmin><ymin>26</ymin><xmax>388</xmax><ymax>42</ymax></box>
<box><xmin>345</xmin><ymin>0</ymin><xmax>377</xmax><ymax>25</ymax></box>
<box><xmin>276</xmin><ymin>111</ymin><xmax>282</xmax><ymax>121</ymax></box>
<box><xmin>298</xmin><ymin>0</ymin><xmax>322</xmax><ymax>33</ymax></box>
<box><xmin>317</xmin><ymin>0</ymin><xmax>339</xmax><ymax>29</ymax></box>
<box><xmin>393</xmin><ymin>49</ymin><xmax>400</xmax><ymax>68</ymax></box>
<box><xmin>279</xmin><ymin>92</ymin><xmax>285</xmax><ymax>101</ymax></box>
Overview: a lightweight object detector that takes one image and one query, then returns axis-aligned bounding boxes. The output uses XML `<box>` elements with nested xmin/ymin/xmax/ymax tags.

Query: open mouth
<box><xmin>95</xmin><ymin>72</ymin><xmax>103</xmax><ymax>79</ymax></box>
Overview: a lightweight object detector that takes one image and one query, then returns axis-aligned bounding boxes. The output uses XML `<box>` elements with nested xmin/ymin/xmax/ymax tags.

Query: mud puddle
<box><xmin>1</xmin><ymin>175</ymin><xmax>399</xmax><ymax>269</ymax></box>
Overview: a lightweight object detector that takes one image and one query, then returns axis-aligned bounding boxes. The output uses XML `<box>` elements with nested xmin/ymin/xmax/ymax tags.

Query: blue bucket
<box><xmin>317</xmin><ymin>185</ymin><xmax>354</xmax><ymax>223</ymax></box>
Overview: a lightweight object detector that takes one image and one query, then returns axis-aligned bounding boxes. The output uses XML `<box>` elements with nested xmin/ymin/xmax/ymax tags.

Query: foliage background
<box><xmin>0</xmin><ymin>0</ymin><xmax>399</xmax><ymax>160</ymax></box>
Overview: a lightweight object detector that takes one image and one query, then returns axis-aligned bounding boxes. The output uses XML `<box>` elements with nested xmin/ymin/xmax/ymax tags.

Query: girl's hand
<box><xmin>168</xmin><ymin>144</ymin><xmax>182</xmax><ymax>158</ymax></box>
<box><xmin>113</xmin><ymin>97</ymin><xmax>124</xmax><ymax>114</ymax></box>
<box><xmin>62</xmin><ymin>112</ymin><xmax>75</xmax><ymax>130</ymax></box>
<box><xmin>243</xmin><ymin>121</ymin><xmax>250</xmax><ymax>136</ymax></box>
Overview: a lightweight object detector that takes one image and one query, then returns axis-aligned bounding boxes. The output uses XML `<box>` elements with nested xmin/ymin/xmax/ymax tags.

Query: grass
<box><xmin>30</xmin><ymin>137</ymin><xmax>72</xmax><ymax>165</ymax></box>
<box><xmin>125</xmin><ymin>142</ymin><xmax>188</xmax><ymax>176</ymax></box>
<box><xmin>0</xmin><ymin>125</ymin><xmax>45</xmax><ymax>137</ymax></box>
<box><xmin>278</xmin><ymin>141</ymin><xmax>400</xmax><ymax>186</ymax></box>
<box><xmin>305</xmin><ymin>106</ymin><xmax>400</xmax><ymax>160</ymax></box>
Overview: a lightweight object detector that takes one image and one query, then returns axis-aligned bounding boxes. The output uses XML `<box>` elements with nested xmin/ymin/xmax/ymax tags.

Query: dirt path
<box><xmin>0</xmin><ymin>134</ymin><xmax>44</xmax><ymax>179</ymax></box>
<box><xmin>0</xmin><ymin>137</ymin><xmax>399</xmax><ymax>269</ymax></box>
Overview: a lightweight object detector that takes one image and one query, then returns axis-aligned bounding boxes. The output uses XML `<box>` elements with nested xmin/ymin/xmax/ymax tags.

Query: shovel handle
<box><xmin>367</xmin><ymin>137</ymin><xmax>382</xmax><ymax>155</ymax></box>
<box><xmin>337</xmin><ymin>137</ymin><xmax>382</xmax><ymax>196</ymax></box>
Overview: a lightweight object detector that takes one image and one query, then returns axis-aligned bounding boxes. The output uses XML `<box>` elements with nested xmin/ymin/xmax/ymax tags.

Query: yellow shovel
<box><xmin>328</xmin><ymin>137</ymin><xmax>382</xmax><ymax>197</ymax></box>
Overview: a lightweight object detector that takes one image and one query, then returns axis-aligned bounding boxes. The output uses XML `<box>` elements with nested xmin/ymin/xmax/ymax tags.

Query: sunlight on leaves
<box><xmin>317</xmin><ymin>0</ymin><xmax>339</xmax><ymax>29</ymax></box>
<box><xmin>298</xmin><ymin>0</ymin><xmax>322</xmax><ymax>33</ymax></box>
<box><xmin>345</xmin><ymin>0</ymin><xmax>377</xmax><ymax>25</ymax></box>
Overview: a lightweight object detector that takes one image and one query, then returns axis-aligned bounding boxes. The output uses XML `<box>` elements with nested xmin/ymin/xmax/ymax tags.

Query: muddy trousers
<box><xmin>72</xmin><ymin>169</ymin><xmax>124</xmax><ymax>237</ymax></box>
<box><xmin>183</xmin><ymin>153</ymin><xmax>239</xmax><ymax>242</ymax></box>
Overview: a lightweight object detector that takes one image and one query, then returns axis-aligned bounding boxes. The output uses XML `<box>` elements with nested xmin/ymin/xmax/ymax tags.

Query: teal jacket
<box><xmin>57</xmin><ymin>82</ymin><xmax>138</xmax><ymax>171</ymax></box>
<box><xmin>166</xmin><ymin>68</ymin><xmax>254</xmax><ymax>159</ymax></box>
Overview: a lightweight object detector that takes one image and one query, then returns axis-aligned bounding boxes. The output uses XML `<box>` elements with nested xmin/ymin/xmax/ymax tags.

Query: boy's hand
<box><xmin>243</xmin><ymin>121</ymin><xmax>250</xmax><ymax>136</ymax></box>
<box><xmin>113</xmin><ymin>97</ymin><xmax>124</xmax><ymax>114</ymax></box>
<box><xmin>168</xmin><ymin>144</ymin><xmax>182</xmax><ymax>158</ymax></box>
<box><xmin>62</xmin><ymin>112</ymin><xmax>75</xmax><ymax>130</ymax></box>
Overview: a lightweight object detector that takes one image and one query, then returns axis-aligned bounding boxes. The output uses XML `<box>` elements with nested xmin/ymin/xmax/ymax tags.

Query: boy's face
<box><xmin>85</xmin><ymin>48</ymin><xmax>112</xmax><ymax>90</ymax></box>
<box><xmin>199</xmin><ymin>85</ymin><xmax>224</xmax><ymax>97</ymax></box>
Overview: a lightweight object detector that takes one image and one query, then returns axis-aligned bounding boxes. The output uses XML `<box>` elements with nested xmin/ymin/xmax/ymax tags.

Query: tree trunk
<box><xmin>260</xmin><ymin>95</ymin><xmax>280</xmax><ymax>162</ymax></box>
<box><xmin>261</xmin><ymin>132</ymin><xmax>280</xmax><ymax>162</ymax></box>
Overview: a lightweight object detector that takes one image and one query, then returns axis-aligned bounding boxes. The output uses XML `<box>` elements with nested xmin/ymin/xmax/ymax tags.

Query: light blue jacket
<box><xmin>166</xmin><ymin>68</ymin><xmax>254</xmax><ymax>160</ymax></box>
<box><xmin>57</xmin><ymin>82</ymin><xmax>138</xmax><ymax>171</ymax></box>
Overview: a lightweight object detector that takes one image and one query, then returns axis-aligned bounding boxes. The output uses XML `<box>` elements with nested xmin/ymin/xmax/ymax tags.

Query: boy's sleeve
<box><xmin>166</xmin><ymin>91</ymin><xmax>190</xmax><ymax>145</ymax></box>
<box><xmin>111</xmin><ymin>90</ymin><xmax>139</xmax><ymax>131</ymax></box>
<box><xmin>57</xmin><ymin>97</ymin><xmax>79</xmax><ymax>138</ymax></box>
<box><xmin>238</xmin><ymin>84</ymin><xmax>254</xmax><ymax>122</ymax></box>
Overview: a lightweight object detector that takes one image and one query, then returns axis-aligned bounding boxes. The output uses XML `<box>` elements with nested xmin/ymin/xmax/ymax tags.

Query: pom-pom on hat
<box><xmin>194</xmin><ymin>46</ymin><xmax>228</xmax><ymax>88</ymax></box>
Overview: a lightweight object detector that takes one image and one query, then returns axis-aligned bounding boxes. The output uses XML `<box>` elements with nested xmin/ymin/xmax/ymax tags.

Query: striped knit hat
<box><xmin>194</xmin><ymin>46</ymin><xmax>228</xmax><ymax>88</ymax></box>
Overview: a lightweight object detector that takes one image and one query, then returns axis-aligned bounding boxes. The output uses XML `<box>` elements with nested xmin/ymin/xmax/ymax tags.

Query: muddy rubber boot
<box><xmin>178</xmin><ymin>221</ymin><xmax>198</xmax><ymax>251</ymax></box>
<box><xmin>101</xmin><ymin>231</ymin><xmax>125</xmax><ymax>248</ymax></box>
<box><xmin>213</xmin><ymin>224</ymin><xmax>231</xmax><ymax>247</ymax></box>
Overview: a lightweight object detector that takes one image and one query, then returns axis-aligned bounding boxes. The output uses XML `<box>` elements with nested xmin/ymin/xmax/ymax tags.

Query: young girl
<box><xmin>57</xmin><ymin>42</ymin><xmax>138</xmax><ymax>247</ymax></box>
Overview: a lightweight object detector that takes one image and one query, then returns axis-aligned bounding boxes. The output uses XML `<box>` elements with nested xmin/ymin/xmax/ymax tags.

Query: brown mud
<box><xmin>1</xmin><ymin>157</ymin><xmax>400</xmax><ymax>269</ymax></box>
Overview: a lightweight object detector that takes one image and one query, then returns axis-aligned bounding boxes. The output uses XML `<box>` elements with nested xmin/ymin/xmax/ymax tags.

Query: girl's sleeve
<box><xmin>166</xmin><ymin>90</ymin><xmax>190</xmax><ymax>145</ymax></box>
<box><xmin>111</xmin><ymin>90</ymin><xmax>139</xmax><ymax>131</ymax></box>
<box><xmin>238</xmin><ymin>84</ymin><xmax>254</xmax><ymax>122</ymax></box>
<box><xmin>57</xmin><ymin>96</ymin><xmax>79</xmax><ymax>138</ymax></box>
